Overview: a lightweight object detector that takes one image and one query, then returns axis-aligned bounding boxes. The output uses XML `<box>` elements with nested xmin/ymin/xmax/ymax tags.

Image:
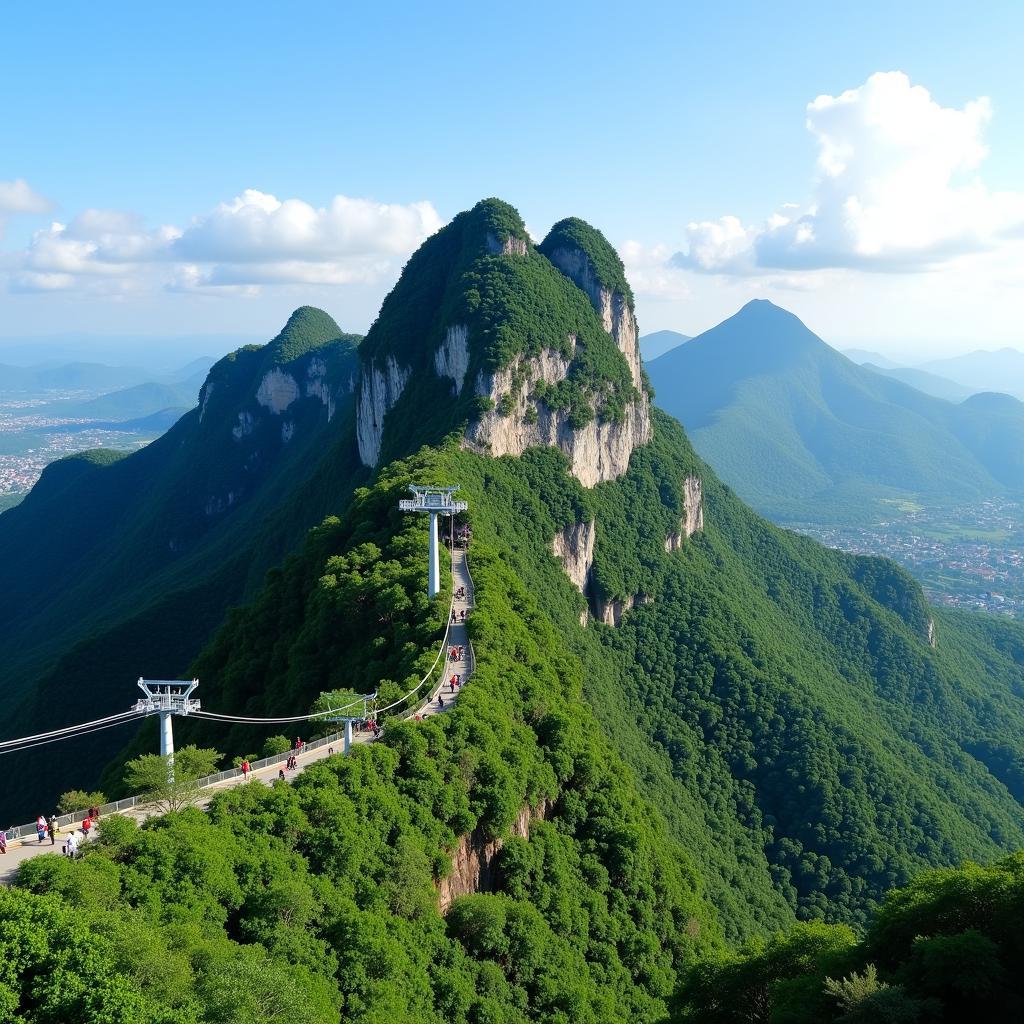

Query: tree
<box><xmin>123</xmin><ymin>746</ymin><xmax>221</xmax><ymax>813</ymax></box>
<box><xmin>261</xmin><ymin>734</ymin><xmax>292</xmax><ymax>757</ymax></box>
<box><xmin>56</xmin><ymin>789</ymin><xmax>107</xmax><ymax>814</ymax></box>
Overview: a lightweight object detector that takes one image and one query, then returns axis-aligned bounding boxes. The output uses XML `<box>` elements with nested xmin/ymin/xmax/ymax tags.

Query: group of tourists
<box><xmin>449</xmin><ymin>608</ymin><xmax>468</xmax><ymax>624</ymax></box>
<box><xmin>449</xmin><ymin>644</ymin><xmax>466</xmax><ymax>662</ymax></box>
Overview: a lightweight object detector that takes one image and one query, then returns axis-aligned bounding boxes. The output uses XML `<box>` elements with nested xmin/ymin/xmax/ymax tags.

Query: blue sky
<box><xmin>2</xmin><ymin>1</ymin><xmax>1022</xmax><ymax>359</ymax></box>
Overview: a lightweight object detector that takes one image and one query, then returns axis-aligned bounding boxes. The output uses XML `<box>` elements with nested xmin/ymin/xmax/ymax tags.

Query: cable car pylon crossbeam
<box><xmin>398</xmin><ymin>485</ymin><xmax>468</xmax><ymax>599</ymax></box>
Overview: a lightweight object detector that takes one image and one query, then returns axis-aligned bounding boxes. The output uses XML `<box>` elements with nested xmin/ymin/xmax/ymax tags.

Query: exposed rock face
<box><xmin>928</xmin><ymin>617</ymin><xmax>937</xmax><ymax>648</ymax></box>
<box><xmin>552</xmin><ymin>520</ymin><xmax>595</xmax><ymax>594</ymax></box>
<box><xmin>199</xmin><ymin>382</ymin><xmax>214</xmax><ymax>423</ymax></box>
<box><xmin>438</xmin><ymin>802</ymin><xmax>549</xmax><ymax>914</ymax></box>
<box><xmin>434</xmin><ymin>324</ymin><xmax>471</xmax><ymax>396</ymax></box>
<box><xmin>357</xmin><ymin>356</ymin><xmax>412</xmax><ymax>467</ymax></box>
<box><xmin>487</xmin><ymin>233</ymin><xmax>528</xmax><ymax>256</ymax></box>
<box><xmin>666</xmin><ymin>475</ymin><xmax>704</xmax><ymax>551</ymax></box>
<box><xmin>256</xmin><ymin>368</ymin><xmax>300</xmax><ymax>413</ymax></box>
<box><xmin>231</xmin><ymin>410</ymin><xmax>255</xmax><ymax>441</ymax></box>
<box><xmin>304</xmin><ymin>357</ymin><xmax>337</xmax><ymax>421</ymax></box>
<box><xmin>545</xmin><ymin>246</ymin><xmax>643</xmax><ymax>390</ymax></box>
<box><xmin>594</xmin><ymin>592</ymin><xmax>652</xmax><ymax>627</ymax></box>
<box><xmin>466</xmin><ymin>343</ymin><xmax>652</xmax><ymax>488</ymax></box>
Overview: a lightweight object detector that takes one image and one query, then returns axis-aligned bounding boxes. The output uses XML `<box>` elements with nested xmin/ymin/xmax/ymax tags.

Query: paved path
<box><xmin>0</xmin><ymin>548</ymin><xmax>476</xmax><ymax>884</ymax></box>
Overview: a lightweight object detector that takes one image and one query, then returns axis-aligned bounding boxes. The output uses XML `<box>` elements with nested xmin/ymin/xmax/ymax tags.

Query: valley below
<box><xmin>787</xmin><ymin>496</ymin><xmax>1024</xmax><ymax>618</ymax></box>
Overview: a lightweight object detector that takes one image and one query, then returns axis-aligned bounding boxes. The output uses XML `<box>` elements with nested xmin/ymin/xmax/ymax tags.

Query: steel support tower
<box><xmin>132</xmin><ymin>678</ymin><xmax>200</xmax><ymax>774</ymax></box>
<box><xmin>398</xmin><ymin>485</ymin><xmax>467</xmax><ymax>598</ymax></box>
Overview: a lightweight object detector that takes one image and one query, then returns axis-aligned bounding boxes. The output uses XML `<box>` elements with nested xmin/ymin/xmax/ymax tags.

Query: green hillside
<box><xmin>647</xmin><ymin>300</ymin><xmax>1024</xmax><ymax>521</ymax></box>
<box><xmin>3</xmin><ymin>201</ymin><xmax>1024</xmax><ymax>1023</ymax></box>
<box><xmin>0</xmin><ymin>307</ymin><xmax>365</xmax><ymax>818</ymax></box>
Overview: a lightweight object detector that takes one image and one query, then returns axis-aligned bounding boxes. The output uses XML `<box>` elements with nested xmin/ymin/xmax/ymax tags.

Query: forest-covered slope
<box><xmin>0</xmin><ymin>307</ymin><xmax>366</xmax><ymax>818</ymax></box>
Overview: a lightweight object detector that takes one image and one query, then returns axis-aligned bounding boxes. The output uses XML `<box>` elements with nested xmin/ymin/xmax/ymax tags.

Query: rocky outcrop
<box><xmin>487</xmin><ymin>233</ymin><xmax>528</xmax><ymax>256</ymax></box>
<box><xmin>438</xmin><ymin>802</ymin><xmax>549</xmax><ymax>914</ymax></box>
<box><xmin>357</xmin><ymin>356</ymin><xmax>411</xmax><ymax>467</ymax></box>
<box><xmin>256</xmin><ymin>368</ymin><xmax>300</xmax><ymax>414</ymax></box>
<box><xmin>466</xmin><ymin>343</ymin><xmax>652</xmax><ymax>488</ymax></box>
<box><xmin>434</xmin><ymin>324</ymin><xmax>471</xmax><ymax>396</ymax></box>
<box><xmin>304</xmin><ymin>356</ymin><xmax>337</xmax><ymax>421</ymax></box>
<box><xmin>198</xmin><ymin>382</ymin><xmax>214</xmax><ymax>423</ymax></box>
<box><xmin>545</xmin><ymin>246</ymin><xmax>643</xmax><ymax>390</ymax></box>
<box><xmin>594</xmin><ymin>592</ymin><xmax>652</xmax><ymax>627</ymax></box>
<box><xmin>928</xmin><ymin>617</ymin><xmax>937</xmax><ymax>648</ymax></box>
<box><xmin>231</xmin><ymin>410</ymin><xmax>255</xmax><ymax>441</ymax></box>
<box><xmin>552</xmin><ymin>520</ymin><xmax>595</xmax><ymax>595</ymax></box>
<box><xmin>666</xmin><ymin>475</ymin><xmax>704</xmax><ymax>551</ymax></box>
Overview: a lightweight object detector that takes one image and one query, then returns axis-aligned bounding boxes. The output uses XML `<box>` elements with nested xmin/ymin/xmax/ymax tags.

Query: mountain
<box><xmin>860</xmin><ymin>362</ymin><xmax>976</xmax><ymax>402</ymax></box>
<box><xmin>0</xmin><ymin>360</ymin><xmax>154</xmax><ymax>394</ymax></box>
<box><xmin>4</xmin><ymin>201</ymin><xmax>1024</xmax><ymax>1022</ymax></box>
<box><xmin>0</xmin><ymin>306</ymin><xmax>365</xmax><ymax>811</ymax></box>
<box><xmin>647</xmin><ymin>299</ymin><xmax>1024</xmax><ymax>520</ymax></box>
<box><xmin>842</xmin><ymin>347</ymin><xmax>899</xmax><ymax>368</ymax></box>
<box><xmin>28</xmin><ymin>379</ymin><xmax>201</xmax><ymax>420</ymax></box>
<box><xmin>920</xmin><ymin>347</ymin><xmax>1024</xmax><ymax>399</ymax></box>
<box><xmin>641</xmin><ymin>328</ymin><xmax>692</xmax><ymax>362</ymax></box>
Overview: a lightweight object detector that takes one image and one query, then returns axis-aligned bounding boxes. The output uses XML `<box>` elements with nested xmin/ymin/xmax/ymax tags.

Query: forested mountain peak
<box><xmin>670</xmin><ymin>299</ymin><xmax>829</xmax><ymax>372</ymax></box>
<box><xmin>649</xmin><ymin>298</ymin><xmax>1024</xmax><ymax>519</ymax></box>
<box><xmin>265</xmin><ymin>304</ymin><xmax>352</xmax><ymax>362</ymax></box>
<box><xmin>355</xmin><ymin>198</ymin><xmax>649</xmax><ymax>485</ymax></box>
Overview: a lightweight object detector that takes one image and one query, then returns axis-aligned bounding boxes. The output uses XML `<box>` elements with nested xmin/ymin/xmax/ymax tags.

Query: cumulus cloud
<box><xmin>2</xmin><ymin>190</ymin><xmax>443</xmax><ymax>294</ymax></box>
<box><xmin>672</xmin><ymin>72</ymin><xmax>1024</xmax><ymax>274</ymax></box>
<box><xmin>0</xmin><ymin>178</ymin><xmax>50</xmax><ymax>241</ymax></box>
<box><xmin>620</xmin><ymin>241</ymin><xmax>691</xmax><ymax>299</ymax></box>
<box><xmin>0</xmin><ymin>179</ymin><xmax>50</xmax><ymax>215</ymax></box>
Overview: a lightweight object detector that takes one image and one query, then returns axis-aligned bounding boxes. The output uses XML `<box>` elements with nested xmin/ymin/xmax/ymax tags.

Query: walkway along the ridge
<box><xmin>0</xmin><ymin>547</ymin><xmax>476</xmax><ymax>884</ymax></box>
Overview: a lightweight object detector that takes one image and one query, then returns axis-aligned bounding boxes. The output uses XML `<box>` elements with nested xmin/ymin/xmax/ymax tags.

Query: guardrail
<box><xmin>3</xmin><ymin>728</ymin><xmax>345</xmax><ymax>845</ymax></box>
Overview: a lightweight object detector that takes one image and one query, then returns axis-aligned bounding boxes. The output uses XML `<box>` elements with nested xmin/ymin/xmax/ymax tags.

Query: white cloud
<box><xmin>620</xmin><ymin>240</ymin><xmax>691</xmax><ymax>299</ymax></box>
<box><xmin>2</xmin><ymin>190</ymin><xmax>444</xmax><ymax>294</ymax></box>
<box><xmin>0</xmin><ymin>179</ymin><xmax>50</xmax><ymax>215</ymax></box>
<box><xmin>673</xmin><ymin>71</ymin><xmax>1024</xmax><ymax>274</ymax></box>
<box><xmin>172</xmin><ymin>190</ymin><xmax>443</xmax><ymax>265</ymax></box>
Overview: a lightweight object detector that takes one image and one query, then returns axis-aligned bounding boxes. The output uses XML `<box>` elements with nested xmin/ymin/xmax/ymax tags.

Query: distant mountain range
<box><xmin>27</xmin><ymin>378</ymin><xmax>203</xmax><ymax>420</ymax></box>
<box><xmin>919</xmin><ymin>348</ymin><xmax>1024</xmax><ymax>399</ymax></box>
<box><xmin>647</xmin><ymin>300</ymin><xmax>1024</xmax><ymax>521</ymax></box>
<box><xmin>640</xmin><ymin>329</ymin><xmax>691</xmax><ymax>362</ymax></box>
<box><xmin>860</xmin><ymin>363</ymin><xmax>976</xmax><ymax>402</ymax></box>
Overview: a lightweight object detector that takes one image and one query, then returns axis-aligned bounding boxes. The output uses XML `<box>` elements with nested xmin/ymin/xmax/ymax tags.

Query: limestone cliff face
<box><xmin>487</xmin><ymin>232</ymin><xmax>528</xmax><ymax>256</ymax></box>
<box><xmin>438</xmin><ymin>802</ymin><xmax>549</xmax><ymax>914</ymax></box>
<box><xmin>552</xmin><ymin>519</ymin><xmax>596</xmax><ymax>595</ymax></box>
<box><xmin>465</xmin><ymin>342</ymin><xmax>652</xmax><ymax>488</ymax></box>
<box><xmin>666</xmin><ymin>475</ymin><xmax>704</xmax><ymax>551</ymax></box>
<box><xmin>357</xmin><ymin>356</ymin><xmax>412</xmax><ymax>467</ymax></box>
<box><xmin>545</xmin><ymin>245</ymin><xmax>643</xmax><ymax>391</ymax></box>
<box><xmin>434</xmin><ymin>324</ymin><xmax>471</xmax><ymax>396</ymax></box>
<box><xmin>928</xmin><ymin>617</ymin><xmax>937</xmax><ymax>648</ymax></box>
<box><xmin>594</xmin><ymin>592</ymin><xmax>653</xmax><ymax>627</ymax></box>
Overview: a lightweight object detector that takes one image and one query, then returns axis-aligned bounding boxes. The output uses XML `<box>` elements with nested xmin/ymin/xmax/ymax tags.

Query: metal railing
<box><xmin>3</xmin><ymin>728</ymin><xmax>345</xmax><ymax>845</ymax></box>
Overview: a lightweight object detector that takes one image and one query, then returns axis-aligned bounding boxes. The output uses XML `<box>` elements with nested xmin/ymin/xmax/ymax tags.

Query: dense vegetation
<box><xmin>674</xmin><ymin>852</ymin><xmax>1024</xmax><ymax>1022</ymax></box>
<box><xmin>646</xmin><ymin>299</ymin><xmax>1024</xmax><ymax>522</ymax></box>
<box><xmin>538</xmin><ymin>216</ymin><xmax>635</xmax><ymax>304</ymax></box>
<box><xmin>3</xmin><ymin>442</ymin><xmax>721</xmax><ymax>1022</ymax></box>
